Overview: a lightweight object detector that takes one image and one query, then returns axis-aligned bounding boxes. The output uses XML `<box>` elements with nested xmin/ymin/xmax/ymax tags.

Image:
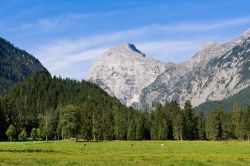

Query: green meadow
<box><xmin>0</xmin><ymin>141</ymin><xmax>249</xmax><ymax>166</ymax></box>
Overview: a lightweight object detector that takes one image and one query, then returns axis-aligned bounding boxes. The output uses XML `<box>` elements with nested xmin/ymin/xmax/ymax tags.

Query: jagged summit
<box><xmin>106</xmin><ymin>43</ymin><xmax>146</xmax><ymax>58</ymax></box>
<box><xmin>126</xmin><ymin>43</ymin><xmax>146</xmax><ymax>57</ymax></box>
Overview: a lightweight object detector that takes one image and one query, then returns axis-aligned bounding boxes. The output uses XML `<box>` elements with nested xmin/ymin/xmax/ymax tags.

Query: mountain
<box><xmin>0</xmin><ymin>37</ymin><xmax>46</xmax><ymax>95</ymax></box>
<box><xmin>89</xmin><ymin>29</ymin><xmax>250</xmax><ymax>110</ymax></box>
<box><xmin>196</xmin><ymin>86</ymin><xmax>250</xmax><ymax>113</ymax></box>
<box><xmin>140</xmin><ymin>29</ymin><xmax>250</xmax><ymax>109</ymax></box>
<box><xmin>88</xmin><ymin>43</ymin><xmax>174</xmax><ymax>107</ymax></box>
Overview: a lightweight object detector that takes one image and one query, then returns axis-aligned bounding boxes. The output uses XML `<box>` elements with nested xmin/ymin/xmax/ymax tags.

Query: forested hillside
<box><xmin>0</xmin><ymin>72</ymin><xmax>249</xmax><ymax>141</ymax></box>
<box><xmin>0</xmin><ymin>37</ymin><xmax>46</xmax><ymax>95</ymax></box>
<box><xmin>0</xmin><ymin>71</ymin><xmax>133</xmax><ymax>141</ymax></box>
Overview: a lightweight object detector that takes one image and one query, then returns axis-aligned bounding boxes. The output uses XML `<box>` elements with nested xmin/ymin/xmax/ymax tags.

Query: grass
<box><xmin>0</xmin><ymin>140</ymin><xmax>249</xmax><ymax>165</ymax></box>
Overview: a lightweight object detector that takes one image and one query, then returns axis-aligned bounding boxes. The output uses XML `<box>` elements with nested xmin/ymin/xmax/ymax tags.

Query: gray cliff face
<box><xmin>88</xmin><ymin>43</ymin><xmax>173</xmax><ymax>106</ymax></box>
<box><xmin>141</xmin><ymin>29</ymin><xmax>250</xmax><ymax>109</ymax></box>
<box><xmin>89</xmin><ymin>29</ymin><xmax>250</xmax><ymax>110</ymax></box>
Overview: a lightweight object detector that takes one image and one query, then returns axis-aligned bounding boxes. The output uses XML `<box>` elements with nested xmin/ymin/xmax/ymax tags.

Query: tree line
<box><xmin>0</xmin><ymin>71</ymin><xmax>249</xmax><ymax>141</ymax></box>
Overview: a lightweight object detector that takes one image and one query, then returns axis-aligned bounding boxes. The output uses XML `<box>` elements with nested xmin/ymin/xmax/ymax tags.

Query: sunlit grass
<box><xmin>0</xmin><ymin>140</ymin><xmax>249</xmax><ymax>165</ymax></box>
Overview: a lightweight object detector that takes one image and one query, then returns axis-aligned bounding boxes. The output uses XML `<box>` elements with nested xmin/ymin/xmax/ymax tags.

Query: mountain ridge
<box><xmin>89</xmin><ymin>28</ymin><xmax>250</xmax><ymax>110</ymax></box>
<box><xmin>0</xmin><ymin>36</ymin><xmax>47</xmax><ymax>95</ymax></box>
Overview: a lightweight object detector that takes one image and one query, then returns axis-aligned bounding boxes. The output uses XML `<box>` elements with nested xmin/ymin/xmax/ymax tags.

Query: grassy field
<box><xmin>0</xmin><ymin>140</ymin><xmax>249</xmax><ymax>166</ymax></box>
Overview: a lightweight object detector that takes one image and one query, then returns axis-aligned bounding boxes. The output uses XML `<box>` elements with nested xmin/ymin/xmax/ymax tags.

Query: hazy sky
<box><xmin>1</xmin><ymin>0</ymin><xmax>250</xmax><ymax>80</ymax></box>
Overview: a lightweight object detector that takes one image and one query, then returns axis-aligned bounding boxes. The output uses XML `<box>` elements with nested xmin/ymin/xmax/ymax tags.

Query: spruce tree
<box><xmin>183</xmin><ymin>100</ymin><xmax>195</xmax><ymax>140</ymax></box>
<box><xmin>206</xmin><ymin>106</ymin><xmax>224</xmax><ymax>140</ymax></box>
<box><xmin>197</xmin><ymin>112</ymin><xmax>206</xmax><ymax>140</ymax></box>
<box><xmin>127</xmin><ymin>119</ymin><xmax>136</xmax><ymax>140</ymax></box>
<box><xmin>232</xmin><ymin>103</ymin><xmax>244</xmax><ymax>139</ymax></box>
<box><xmin>136</xmin><ymin>115</ymin><xmax>144</xmax><ymax>140</ymax></box>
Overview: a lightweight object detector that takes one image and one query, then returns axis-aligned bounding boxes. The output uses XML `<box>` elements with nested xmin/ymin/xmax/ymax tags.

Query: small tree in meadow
<box><xmin>31</xmin><ymin>128</ymin><xmax>38</xmax><ymax>141</ymax></box>
<box><xmin>18</xmin><ymin>128</ymin><xmax>28</xmax><ymax>141</ymax></box>
<box><xmin>6</xmin><ymin>124</ymin><xmax>16</xmax><ymax>142</ymax></box>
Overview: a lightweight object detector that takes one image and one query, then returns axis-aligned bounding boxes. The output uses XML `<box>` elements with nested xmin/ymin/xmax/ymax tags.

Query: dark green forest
<box><xmin>0</xmin><ymin>71</ymin><xmax>250</xmax><ymax>141</ymax></box>
<box><xmin>0</xmin><ymin>37</ymin><xmax>46</xmax><ymax>95</ymax></box>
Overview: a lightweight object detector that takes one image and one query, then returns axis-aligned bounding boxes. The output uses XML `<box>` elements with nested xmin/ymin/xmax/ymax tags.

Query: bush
<box><xmin>18</xmin><ymin>128</ymin><xmax>28</xmax><ymax>141</ymax></box>
<box><xmin>30</xmin><ymin>128</ymin><xmax>38</xmax><ymax>141</ymax></box>
<box><xmin>6</xmin><ymin>125</ymin><xmax>17</xmax><ymax>141</ymax></box>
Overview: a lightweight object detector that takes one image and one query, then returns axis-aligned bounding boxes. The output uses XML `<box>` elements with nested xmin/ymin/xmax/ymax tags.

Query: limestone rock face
<box><xmin>88</xmin><ymin>43</ymin><xmax>173</xmax><ymax>106</ymax></box>
<box><xmin>140</xmin><ymin>29</ymin><xmax>250</xmax><ymax>109</ymax></box>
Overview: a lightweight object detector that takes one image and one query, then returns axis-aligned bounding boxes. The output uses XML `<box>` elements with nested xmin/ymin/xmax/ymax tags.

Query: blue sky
<box><xmin>1</xmin><ymin>0</ymin><xmax>250</xmax><ymax>80</ymax></box>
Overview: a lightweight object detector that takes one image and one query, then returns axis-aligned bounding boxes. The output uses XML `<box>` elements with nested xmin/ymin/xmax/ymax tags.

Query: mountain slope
<box><xmin>196</xmin><ymin>86</ymin><xmax>250</xmax><ymax>113</ymax></box>
<box><xmin>0</xmin><ymin>37</ymin><xmax>46</xmax><ymax>95</ymax></box>
<box><xmin>140</xmin><ymin>29</ymin><xmax>250</xmax><ymax>109</ymax></box>
<box><xmin>88</xmin><ymin>43</ymin><xmax>174</xmax><ymax>107</ymax></box>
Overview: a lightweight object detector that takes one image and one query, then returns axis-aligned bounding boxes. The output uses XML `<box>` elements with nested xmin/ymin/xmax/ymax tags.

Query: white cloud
<box><xmin>152</xmin><ymin>17</ymin><xmax>250</xmax><ymax>32</ymax></box>
<box><xmin>18</xmin><ymin>12</ymin><xmax>118</xmax><ymax>32</ymax></box>
<box><xmin>33</xmin><ymin>17</ymin><xmax>250</xmax><ymax>79</ymax></box>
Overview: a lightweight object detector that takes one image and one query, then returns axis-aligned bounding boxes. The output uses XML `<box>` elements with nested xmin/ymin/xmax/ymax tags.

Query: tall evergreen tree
<box><xmin>183</xmin><ymin>100</ymin><xmax>196</xmax><ymax>140</ymax></box>
<box><xmin>206</xmin><ymin>106</ymin><xmax>224</xmax><ymax>140</ymax></box>
<box><xmin>196</xmin><ymin>112</ymin><xmax>206</xmax><ymax>140</ymax></box>
<box><xmin>173</xmin><ymin>110</ymin><xmax>184</xmax><ymax>140</ymax></box>
<box><xmin>127</xmin><ymin>119</ymin><xmax>136</xmax><ymax>140</ymax></box>
<box><xmin>222</xmin><ymin>113</ymin><xmax>234</xmax><ymax>140</ymax></box>
<box><xmin>232</xmin><ymin>103</ymin><xmax>244</xmax><ymax>139</ymax></box>
<box><xmin>243</xmin><ymin>106</ymin><xmax>250</xmax><ymax>140</ymax></box>
<box><xmin>135</xmin><ymin>114</ymin><xmax>144</xmax><ymax>140</ymax></box>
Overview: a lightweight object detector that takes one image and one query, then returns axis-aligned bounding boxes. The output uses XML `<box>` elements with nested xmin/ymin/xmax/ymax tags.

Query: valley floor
<box><xmin>0</xmin><ymin>140</ymin><xmax>249</xmax><ymax>165</ymax></box>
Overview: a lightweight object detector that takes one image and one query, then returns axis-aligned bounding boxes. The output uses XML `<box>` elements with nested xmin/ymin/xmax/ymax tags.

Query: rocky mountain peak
<box><xmin>88</xmin><ymin>43</ymin><xmax>171</xmax><ymax>106</ymax></box>
<box><xmin>106</xmin><ymin>43</ymin><xmax>145</xmax><ymax>58</ymax></box>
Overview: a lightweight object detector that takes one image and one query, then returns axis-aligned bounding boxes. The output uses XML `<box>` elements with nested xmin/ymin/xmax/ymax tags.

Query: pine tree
<box><xmin>183</xmin><ymin>101</ymin><xmax>195</xmax><ymax>140</ymax></box>
<box><xmin>173</xmin><ymin>111</ymin><xmax>184</xmax><ymax>140</ymax></box>
<box><xmin>243</xmin><ymin>106</ymin><xmax>250</xmax><ymax>140</ymax></box>
<box><xmin>196</xmin><ymin>112</ymin><xmax>206</xmax><ymax>140</ymax></box>
<box><xmin>127</xmin><ymin>119</ymin><xmax>136</xmax><ymax>140</ymax></box>
<box><xmin>136</xmin><ymin>115</ymin><xmax>144</xmax><ymax>140</ymax></box>
<box><xmin>206</xmin><ymin>106</ymin><xmax>224</xmax><ymax>140</ymax></box>
<box><xmin>222</xmin><ymin>113</ymin><xmax>234</xmax><ymax>140</ymax></box>
<box><xmin>232</xmin><ymin>103</ymin><xmax>244</xmax><ymax>139</ymax></box>
<box><xmin>114</xmin><ymin>110</ymin><xmax>127</xmax><ymax>140</ymax></box>
<box><xmin>150</xmin><ymin>112</ymin><xmax>158</xmax><ymax>140</ymax></box>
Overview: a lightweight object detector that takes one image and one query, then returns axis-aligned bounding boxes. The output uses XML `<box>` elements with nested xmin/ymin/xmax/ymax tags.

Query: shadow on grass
<box><xmin>0</xmin><ymin>149</ymin><xmax>58</xmax><ymax>153</ymax></box>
